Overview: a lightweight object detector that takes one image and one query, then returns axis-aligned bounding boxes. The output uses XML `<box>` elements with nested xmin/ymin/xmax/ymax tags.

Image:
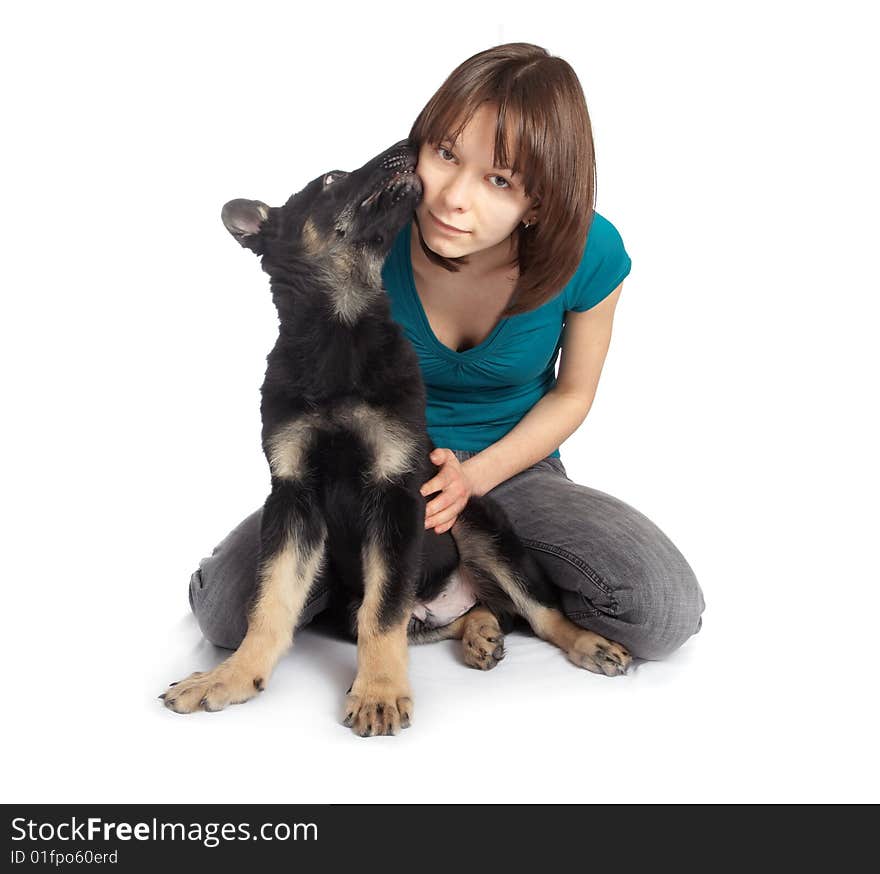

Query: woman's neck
<box><xmin>410</xmin><ymin>219</ymin><xmax>518</xmax><ymax>284</ymax></box>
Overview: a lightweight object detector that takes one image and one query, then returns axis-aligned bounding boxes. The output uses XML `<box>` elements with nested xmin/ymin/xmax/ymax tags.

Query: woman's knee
<box><xmin>582</xmin><ymin>496</ymin><xmax>706</xmax><ymax>660</ymax></box>
<box><xmin>622</xmin><ymin>558</ymin><xmax>706</xmax><ymax>660</ymax></box>
<box><xmin>187</xmin><ymin>506</ymin><xmax>333</xmax><ymax>649</ymax></box>
<box><xmin>189</xmin><ymin>562</ymin><xmax>250</xmax><ymax>650</ymax></box>
<box><xmin>188</xmin><ymin>508</ymin><xmax>264</xmax><ymax>649</ymax></box>
<box><xmin>558</xmin><ymin>547</ymin><xmax>706</xmax><ymax>661</ymax></box>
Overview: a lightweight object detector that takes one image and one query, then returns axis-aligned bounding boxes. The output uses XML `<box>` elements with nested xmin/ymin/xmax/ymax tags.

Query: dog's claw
<box><xmin>344</xmin><ymin>692</ymin><xmax>412</xmax><ymax>736</ymax></box>
<box><xmin>568</xmin><ymin>631</ymin><xmax>633</xmax><ymax>676</ymax></box>
<box><xmin>462</xmin><ymin>616</ymin><xmax>505</xmax><ymax>670</ymax></box>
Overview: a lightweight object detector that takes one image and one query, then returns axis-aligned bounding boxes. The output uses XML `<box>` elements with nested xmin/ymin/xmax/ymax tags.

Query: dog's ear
<box><xmin>221</xmin><ymin>199</ymin><xmax>271</xmax><ymax>251</ymax></box>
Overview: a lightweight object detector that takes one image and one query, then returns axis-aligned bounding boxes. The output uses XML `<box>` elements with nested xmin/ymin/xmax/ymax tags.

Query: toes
<box><xmin>568</xmin><ymin>631</ymin><xmax>632</xmax><ymax>677</ymax></box>
<box><xmin>465</xmin><ymin>647</ymin><xmax>502</xmax><ymax>670</ymax></box>
<box><xmin>344</xmin><ymin>694</ymin><xmax>413</xmax><ymax>735</ymax></box>
<box><xmin>571</xmin><ymin>652</ymin><xmax>601</xmax><ymax>674</ymax></box>
<box><xmin>343</xmin><ymin>694</ymin><xmax>359</xmax><ymax>727</ymax></box>
<box><xmin>479</xmin><ymin>624</ymin><xmax>501</xmax><ymax>643</ymax></box>
<box><xmin>570</xmin><ymin>647</ymin><xmax>630</xmax><ymax>676</ymax></box>
<box><xmin>464</xmin><ymin>628</ymin><xmax>505</xmax><ymax>670</ymax></box>
<box><xmin>199</xmin><ymin>686</ymin><xmax>229</xmax><ymax>712</ymax></box>
<box><xmin>397</xmin><ymin>697</ymin><xmax>413</xmax><ymax>729</ymax></box>
<box><xmin>355</xmin><ymin>703</ymin><xmax>388</xmax><ymax>738</ymax></box>
<box><xmin>160</xmin><ymin>666</ymin><xmax>262</xmax><ymax>714</ymax></box>
<box><xmin>383</xmin><ymin>702</ymin><xmax>401</xmax><ymax>736</ymax></box>
<box><xmin>605</xmin><ymin>646</ymin><xmax>632</xmax><ymax>674</ymax></box>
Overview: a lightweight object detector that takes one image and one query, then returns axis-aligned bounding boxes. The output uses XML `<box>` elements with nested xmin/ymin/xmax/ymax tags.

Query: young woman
<box><xmin>189</xmin><ymin>43</ymin><xmax>705</xmax><ymax>662</ymax></box>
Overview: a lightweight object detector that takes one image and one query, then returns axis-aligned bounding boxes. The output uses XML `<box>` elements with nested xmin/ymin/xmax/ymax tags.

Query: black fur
<box><xmin>221</xmin><ymin>138</ymin><xmax>560</xmax><ymax>643</ymax></box>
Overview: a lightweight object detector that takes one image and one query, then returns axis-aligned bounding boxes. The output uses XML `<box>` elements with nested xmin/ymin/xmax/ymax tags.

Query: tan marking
<box><xmin>266</xmin><ymin>415</ymin><xmax>319</xmax><ymax>480</ymax></box>
<box><xmin>528</xmin><ymin>606</ymin><xmax>584</xmax><ymax>651</ymax></box>
<box><xmin>316</xmin><ymin>252</ymin><xmax>383</xmax><ymax>325</ymax></box>
<box><xmin>407</xmin><ymin>605</ymin><xmax>504</xmax><ymax>668</ymax></box>
<box><xmin>301</xmin><ymin>217</ymin><xmax>323</xmax><ymax>256</ymax></box>
<box><xmin>451</xmin><ymin>517</ymin><xmax>535</xmax><ymax>618</ymax></box>
<box><xmin>530</xmin><ymin>606</ymin><xmax>632</xmax><ymax>676</ymax></box>
<box><xmin>460</xmin><ymin>607</ymin><xmax>504</xmax><ymax>670</ymax></box>
<box><xmin>348</xmin><ymin>402</ymin><xmax>417</xmax><ymax>483</ymax></box>
<box><xmin>450</xmin><ymin>517</ymin><xmax>631</xmax><ymax>676</ymax></box>
<box><xmin>343</xmin><ymin>539</ymin><xmax>414</xmax><ymax>736</ymax></box>
<box><xmin>298</xmin><ymin>214</ymin><xmax>385</xmax><ymax>326</ymax></box>
<box><xmin>161</xmin><ymin>527</ymin><xmax>328</xmax><ymax>713</ymax></box>
<box><xmin>266</xmin><ymin>402</ymin><xmax>417</xmax><ymax>486</ymax></box>
<box><xmin>328</xmin><ymin>280</ymin><xmax>374</xmax><ymax>326</ymax></box>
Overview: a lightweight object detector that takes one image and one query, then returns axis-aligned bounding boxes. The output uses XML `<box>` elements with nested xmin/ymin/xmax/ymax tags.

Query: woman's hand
<box><xmin>420</xmin><ymin>448</ymin><xmax>475</xmax><ymax>534</ymax></box>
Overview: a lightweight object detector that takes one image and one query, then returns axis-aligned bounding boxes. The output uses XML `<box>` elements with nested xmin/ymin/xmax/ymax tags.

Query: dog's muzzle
<box><xmin>359</xmin><ymin>149</ymin><xmax>420</xmax><ymax>209</ymax></box>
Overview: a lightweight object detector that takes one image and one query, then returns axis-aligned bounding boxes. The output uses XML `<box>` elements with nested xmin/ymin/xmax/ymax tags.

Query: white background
<box><xmin>2</xmin><ymin>0</ymin><xmax>877</xmax><ymax>804</ymax></box>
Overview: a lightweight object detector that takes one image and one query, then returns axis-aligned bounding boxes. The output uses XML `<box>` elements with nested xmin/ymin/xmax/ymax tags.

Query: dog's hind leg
<box><xmin>408</xmin><ymin>605</ymin><xmax>506</xmax><ymax>670</ymax></box>
<box><xmin>162</xmin><ymin>480</ymin><xmax>328</xmax><ymax>713</ymax></box>
<box><xmin>452</xmin><ymin>501</ymin><xmax>632</xmax><ymax>677</ymax></box>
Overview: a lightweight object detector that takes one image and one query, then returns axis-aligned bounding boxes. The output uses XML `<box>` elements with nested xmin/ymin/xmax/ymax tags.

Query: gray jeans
<box><xmin>189</xmin><ymin>451</ymin><xmax>706</xmax><ymax>660</ymax></box>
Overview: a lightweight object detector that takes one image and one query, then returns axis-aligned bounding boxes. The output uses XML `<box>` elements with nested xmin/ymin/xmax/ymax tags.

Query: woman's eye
<box><xmin>436</xmin><ymin>146</ymin><xmax>512</xmax><ymax>190</ymax></box>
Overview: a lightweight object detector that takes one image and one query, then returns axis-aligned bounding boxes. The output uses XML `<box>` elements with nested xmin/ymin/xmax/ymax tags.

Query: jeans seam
<box><xmin>520</xmin><ymin>537</ymin><xmax>619</xmax><ymax>612</ymax></box>
<box><xmin>191</xmin><ymin>571</ymin><xmax>327</xmax><ymax>607</ymax></box>
<box><xmin>568</xmin><ymin>608</ymin><xmax>604</xmax><ymax>619</ymax></box>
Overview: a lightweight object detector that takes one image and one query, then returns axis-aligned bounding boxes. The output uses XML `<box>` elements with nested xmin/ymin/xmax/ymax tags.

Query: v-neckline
<box><xmin>403</xmin><ymin>221</ymin><xmax>511</xmax><ymax>362</ymax></box>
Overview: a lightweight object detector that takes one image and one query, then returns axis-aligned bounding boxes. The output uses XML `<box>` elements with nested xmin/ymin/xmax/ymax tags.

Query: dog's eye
<box><xmin>335</xmin><ymin>228</ymin><xmax>346</xmax><ymax>238</ymax></box>
<box><xmin>324</xmin><ymin>171</ymin><xmax>348</xmax><ymax>188</ymax></box>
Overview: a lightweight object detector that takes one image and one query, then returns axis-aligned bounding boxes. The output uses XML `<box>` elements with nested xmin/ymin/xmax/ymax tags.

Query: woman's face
<box><xmin>414</xmin><ymin>103</ymin><xmax>536</xmax><ymax>263</ymax></box>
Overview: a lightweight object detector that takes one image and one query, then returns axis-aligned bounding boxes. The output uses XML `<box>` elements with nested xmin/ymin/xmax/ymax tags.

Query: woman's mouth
<box><xmin>429</xmin><ymin>211</ymin><xmax>470</xmax><ymax>234</ymax></box>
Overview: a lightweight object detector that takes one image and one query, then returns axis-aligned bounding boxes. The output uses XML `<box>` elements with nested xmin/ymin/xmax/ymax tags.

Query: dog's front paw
<box><xmin>568</xmin><ymin>631</ymin><xmax>631</xmax><ymax>677</ymax></box>
<box><xmin>343</xmin><ymin>685</ymin><xmax>413</xmax><ymax>737</ymax></box>
<box><xmin>159</xmin><ymin>663</ymin><xmax>267</xmax><ymax>713</ymax></box>
<box><xmin>462</xmin><ymin>616</ymin><xmax>505</xmax><ymax>670</ymax></box>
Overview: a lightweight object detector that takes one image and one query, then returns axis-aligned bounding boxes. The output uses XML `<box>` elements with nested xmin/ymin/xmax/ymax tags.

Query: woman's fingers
<box><xmin>426</xmin><ymin>499</ymin><xmax>466</xmax><ymax>531</ymax></box>
<box><xmin>420</xmin><ymin>477</ymin><xmax>443</xmax><ymax>497</ymax></box>
<box><xmin>425</xmin><ymin>486</ymin><xmax>464</xmax><ymax>519</ymax></box>
<box><xmin>421</xmin><ymin>448</ymin><xmax>469</xmax><ymax>532</ymax></box>
<box><xmin>428</xmin><ymin>516</ymin><xmax>457</xmax><ymax>533</ymax></box>
<box><xmin>421</xmin><ymin>448</ymin><xmax>461</xmax><ymax>491</ymax></box>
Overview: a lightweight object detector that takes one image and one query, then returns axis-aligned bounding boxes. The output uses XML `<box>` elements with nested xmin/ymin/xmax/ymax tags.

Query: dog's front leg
<box><xmin>163</xmin><ymin>493</ymin><xmax>327</xmax><ymax>713</ymax></box>
<box><xmin>344</xmin><ymin>538</ymin><xmax>415</xmax><ymax>737</ymax></box>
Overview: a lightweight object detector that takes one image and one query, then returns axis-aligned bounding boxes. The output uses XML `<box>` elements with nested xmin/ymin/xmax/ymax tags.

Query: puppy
<box><xmin>160</xmin><ymin>139</ymin><xmax>630</xmax><ymax>736</ymax></box>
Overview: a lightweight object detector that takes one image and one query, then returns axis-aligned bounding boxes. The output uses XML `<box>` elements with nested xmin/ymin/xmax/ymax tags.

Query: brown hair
<box><xmin>408</xmin><ymin>42</ymin><xmax>597</xmax><ymax>317</ymax></box>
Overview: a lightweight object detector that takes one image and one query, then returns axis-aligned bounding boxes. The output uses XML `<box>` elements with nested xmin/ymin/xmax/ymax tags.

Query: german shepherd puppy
<box><xmin>160</xmin><ymin>139</ymin><xmax>631</xmax><ymax>736</ymax></box>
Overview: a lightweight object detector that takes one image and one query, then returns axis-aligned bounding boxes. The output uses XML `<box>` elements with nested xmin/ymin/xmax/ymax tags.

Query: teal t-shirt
<box><xmin>380</xmin><ymin>212</ymin><xmax>632</xmax><ymax>459</ymax></box>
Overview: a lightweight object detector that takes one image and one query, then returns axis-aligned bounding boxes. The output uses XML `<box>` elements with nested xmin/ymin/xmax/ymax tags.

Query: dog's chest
<box><xmin>265</xmin><ymin>399</ymin><xmax>419</xmax><ymax>484</ymax></box>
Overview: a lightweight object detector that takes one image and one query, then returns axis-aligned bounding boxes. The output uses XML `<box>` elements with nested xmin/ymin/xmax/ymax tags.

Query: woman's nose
<box><xmin>438</xmin><ymin>172</ymin><xmax>473</xmax><ymax>211</ymax></box>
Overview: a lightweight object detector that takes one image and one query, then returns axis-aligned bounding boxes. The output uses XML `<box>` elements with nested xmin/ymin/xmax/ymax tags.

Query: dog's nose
<box><xmin>382</xmin><ymin>139</ymin><xmax>417</xmax><ymax>173</ymax></box>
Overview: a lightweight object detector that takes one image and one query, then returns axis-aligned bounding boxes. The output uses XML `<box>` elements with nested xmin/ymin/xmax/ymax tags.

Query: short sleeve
<box><xmin>564</xmin><ymin>213</ymin><xmax>632</xmax><ymax>312</ymax></box>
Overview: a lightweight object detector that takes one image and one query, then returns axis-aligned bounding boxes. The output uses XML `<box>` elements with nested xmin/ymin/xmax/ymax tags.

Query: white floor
<box><xmin>7</xmin><ymin>567</ymin><xmax>875</xmax><ymax>804</ymax></box>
